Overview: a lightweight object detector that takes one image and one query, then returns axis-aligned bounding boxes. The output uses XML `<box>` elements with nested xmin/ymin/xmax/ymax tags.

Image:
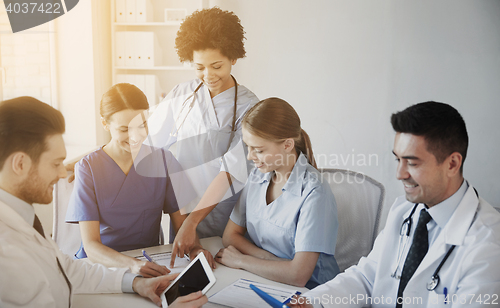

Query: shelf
<box><xmin>113</xmin><ymin>22</ymin><xmax>181</xmax><ymax>27</ymax></box>
<box><xmin>114</xmin><ymin>66</ymin><xmax>194</xmax><ymax>71</ymax></box>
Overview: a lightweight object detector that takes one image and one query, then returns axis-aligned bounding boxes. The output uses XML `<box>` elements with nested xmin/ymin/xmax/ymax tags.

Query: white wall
<box><xmin>55</xmin><ymin>0</ymin><xmax>112</xmax><ymax>148</ymax></box>
<box><xmin>210</xmin><ymin>0</ymin><xmax>500</xmax><ymax>227</ymax></box>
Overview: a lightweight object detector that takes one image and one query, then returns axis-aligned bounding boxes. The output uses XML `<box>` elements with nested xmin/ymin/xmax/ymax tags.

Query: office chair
<box><xmin>53</xmin><ymin>174</ymin><xmax>166</xmax><ymax>257</ymax></box>
<box><xmin>320</xmin><ymin>168</ymin><xmax>385</xmax><ymax>272</ymax></box>
<box><xmin>52</xmin><ymin>175</ymin><xmax>81</xmax><ymax>256</ymax></box>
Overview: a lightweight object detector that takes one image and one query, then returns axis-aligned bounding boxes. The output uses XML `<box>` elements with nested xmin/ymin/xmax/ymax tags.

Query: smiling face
<box><xmin>193</xmin><ymin>49</ymin><xmax>236</xmax><ymax>97</ymax></box>
<box><xmin>393</xmin><ymin>132</ymin><xmax>460</xmax><ymax>207</ymax></box>
<box><xmin>103</xmin><ymin>109</ymin><xmax>148</xmax><ymax>155</ymax></box>
<box><xmin>242</xmin><ymin>126</ymin><xmax>296</xmax><ymax>175</ymax></box>
<box><xmin>16</xmin><ymin>134</ymin><xmax>67</xmax><ymax>204</ymax></box>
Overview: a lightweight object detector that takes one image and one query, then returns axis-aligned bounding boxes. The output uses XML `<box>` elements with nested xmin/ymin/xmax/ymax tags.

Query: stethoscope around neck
<box><xmin>391</xmin><ymin>188</ymin><xmax>479</xmax><ymax>291</ymax></box>
<box><xmin>391</xmin><ymin>188</ymin><xmax>478</xmax><ymax>291</ymax></box>
<box><xmin>391</xmin><ymin>203</ymin><xmax>456</xmax><ymax>291</ymax></box>
<box><xmin>170</xmin><ymin>75</ymin><xmax>238</xmax><ymax>138</ymax></box>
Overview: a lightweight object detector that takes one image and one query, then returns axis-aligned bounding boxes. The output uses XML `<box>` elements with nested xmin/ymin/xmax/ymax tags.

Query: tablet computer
<box><xmin>160</xmin><ymin>252</ymin><xmax>216</xmax><ymax>307</ymax></box>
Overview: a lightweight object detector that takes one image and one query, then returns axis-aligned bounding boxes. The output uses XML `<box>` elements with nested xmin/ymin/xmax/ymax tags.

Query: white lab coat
<box><xmin>144</xmin><ymin>78</ymin><xmax>259</xmax><ymax>238</ymax></box>
<box><xmin>0</xmin><ymin>200</ymin><xmax>127</xmax><ymax>308</ymax></box>
<box><xmin>304</xmin><ymin>185</ymin><xmax>500</xmax><ymax>308</ymax></box>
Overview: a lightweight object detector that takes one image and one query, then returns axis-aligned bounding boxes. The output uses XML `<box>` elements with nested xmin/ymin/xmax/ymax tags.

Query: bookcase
<box><xmin>111</xmin><ymin>0</ymin><xmax>208</xmax><ymax>106</ymax></box>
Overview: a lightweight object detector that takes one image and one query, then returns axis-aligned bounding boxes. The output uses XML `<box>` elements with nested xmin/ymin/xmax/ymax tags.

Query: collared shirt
<box><xmin>0</xmin><ymin>187</ymin><xmax>35</xmax><ymax>225</ymax></box>
<box><xmin>0</xmin><ymin>187</ymin><xmax>137</xmax><ymax>293</ymax></box>
<box><xmin>419</xmin><ymin>180</ymin><xmax>469</xmax><ymax>247</ymax></box>
<box><xmin>394</xmin><ymin>179</ymin><xmax>470</xmax><ymax>281</ymax></box>
<box><xmin>230</xmin><ymin>153</ymin><xmax>340</xmax><ymax>288</ymax></box>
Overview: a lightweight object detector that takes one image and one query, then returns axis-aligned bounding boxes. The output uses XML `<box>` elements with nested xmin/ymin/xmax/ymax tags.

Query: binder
<box><xmin>144</xmin><ymin>74</ymin><xmax>162</xmax><ymax>105</ymax></box>
<box><xmin>115</xmin><ymin>74</ymin><xmax>161</xmax><ymax>105</ymax></box>
<box><xmin>139</xmin><ymin>32</ymin><xmax>162</xmax><ymax>67</ymax></box>
<box><xmin>135</xmin><ymin>31</ymin><xmax>147</xmax><ymax>67</ymax></box>
<box><xmin>115</xmin><ymin>74</ymin><xmax>127</xmax><ymax>84</ymax></box>
<box><xmin>136</xmin><ymin>0</ymin><xmax>154</xmax><ymax>23</ymax></box>
<box><xmin>134</xmin><ymin>74</ymin><xmax>146</xmax><ymax>97</ymax></box>
<box><xmin>115</xmin><ymin>0</ymin><xmax>126</xmax><ymax>23</ymax></box>
<box><xmin>125</xmin><ymin>0</ymin><xmax>136</xmax><ymax>23</ymax></box>
<box><xmin>124</xmin><ymin>31</ymin><xmax>135</xmax><ymax>67</ymax></box>
<box><xmin>115</xmin><ymin>31</ymin><xmax>126</xmax><ymax>67</ymax></box>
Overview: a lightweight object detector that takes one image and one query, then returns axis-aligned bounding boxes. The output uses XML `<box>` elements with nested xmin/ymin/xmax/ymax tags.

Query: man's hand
<box><xmin>189</xmin><ymin>245</ymin><xmax>216</xmax><ymax>269</ymax></box>
<box><xmin>131</xmin><ymin>260</ymin><xmax>170</xmax><ymax>278</ymax></box>
<box><xmin>169</xmin><ymin>291</ymin><xmax>208</xmax><ymax>308</ymax></box>
<box><xmin>133</xmin><ymin>274</ymin><xmax>208</xmax><ymax>307</ymax></box>
<box><xmin>132</xmin><ymin>274</ymin><xmax>179</xmax><ymax>307</ymax></box>
<box><xmin>214</xmin><ymin>245</ymin><xmax>245</xmax><ymax>269</ymax></box>
<box><xmin>171</xmin><ymin>222</ymin><xmax>197</xmax><ymax>267</ymax></box>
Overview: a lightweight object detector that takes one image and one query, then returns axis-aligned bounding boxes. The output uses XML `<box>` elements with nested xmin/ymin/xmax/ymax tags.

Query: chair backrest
<box><xmin>320</xmin><ymin>168</ymin><xmax>385</xmax><ymax>272</ymax></box>
<box><xmin>52</xmin><ymin>175</ymin><xmax>82</xmax><ymax>256</ymax></box>
<box><xmin>53</xmin><ymin>175</ymin><xmax>165</xmax><ymax>257</ymax></box>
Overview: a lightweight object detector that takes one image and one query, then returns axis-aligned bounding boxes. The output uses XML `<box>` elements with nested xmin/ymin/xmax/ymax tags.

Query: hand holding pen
<box><xmin>138</xmin><ymin>250</ymin><xmax>170</xmax><ymax>277</ymax></box>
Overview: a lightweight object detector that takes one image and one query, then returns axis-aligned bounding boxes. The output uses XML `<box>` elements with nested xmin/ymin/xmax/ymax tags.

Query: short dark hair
<box><xmin>0</xmin><ymin>97</ymin><xmax>65</xmax><ymax>170</ymax></box>
<box><xmin>391</xmin><ymin>101</ymin><xmax>468</xmax><ymax>172</ymax></box>
<box><xmin>100</xmin><ymin>83</ymin><xmax>149</xmax><ymax>121</ymax></box>
<box><xmin>175</xmin><ymin>7</ymin><xmax>246</xmax><ymax>62</ymax></box>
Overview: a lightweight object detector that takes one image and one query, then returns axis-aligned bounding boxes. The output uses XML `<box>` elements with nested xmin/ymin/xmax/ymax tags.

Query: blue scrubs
<box><xmin>65</xmin><ymin>146</ymin><xmax>178</xmax><ymax>259</ymax></box>
<box><xmin>230</xmin><ymin>153</ymin><xmax>340</xmax><ymax>289</ymax></box>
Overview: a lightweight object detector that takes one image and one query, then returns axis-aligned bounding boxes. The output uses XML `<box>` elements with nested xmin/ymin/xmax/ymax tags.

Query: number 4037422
<box><xmin>5</xmin><ymin>2</ymin><xmax>62</xmax><ymax>14</ymax></box>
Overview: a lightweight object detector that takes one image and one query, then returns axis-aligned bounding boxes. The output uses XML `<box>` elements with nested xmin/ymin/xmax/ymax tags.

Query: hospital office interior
<box><xmin>0</xmin><ymin>0</ymin><xmax>499</xmax><ymax>237</ymax></box>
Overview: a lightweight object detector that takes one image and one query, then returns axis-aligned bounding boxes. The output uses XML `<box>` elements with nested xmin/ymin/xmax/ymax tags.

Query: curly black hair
<box><xmin>175</xmin><ymin>7</ymin><xmax>246</xmax><ymax>62</ymax></box>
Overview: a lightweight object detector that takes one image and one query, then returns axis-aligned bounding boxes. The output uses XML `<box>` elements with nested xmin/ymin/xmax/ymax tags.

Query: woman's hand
<box><xmin>171</xmin><ymin>222</ymin><xmax>198</xmax><ymax>267</ymax></box>
<box><xmin>286</xmin><ymin>295</ymin><xmax>314</xmax><ymax>308</ymax></box>
<box><xmin>189</xmin><ymin>245</ymin><xmax>216</xmax><ymax>269</ymax></box>
<box><xmin>65</xmin><ymin>161</ymin><xmax>77</xmax><ymax>183</ymax></box>
<box><xmin>214</xmin><ymin>245</ymin><xmax>245</xmax><ymax>269</ymax></box>
<box><xmin>132</xmin><ymin>260</ymin><xmax>170</xmax><ymax>278</ymax></box>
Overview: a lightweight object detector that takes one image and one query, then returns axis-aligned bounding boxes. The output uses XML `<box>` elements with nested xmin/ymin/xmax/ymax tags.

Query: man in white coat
<box><xmin>0</xmin><ymin>97</ymin><xmax>207</xmax><ymax>308</ymax></box>
<box><xmin>290</xmin><ymin>101</ymin><xmax>500</xmax><ymax>308</ymax></box>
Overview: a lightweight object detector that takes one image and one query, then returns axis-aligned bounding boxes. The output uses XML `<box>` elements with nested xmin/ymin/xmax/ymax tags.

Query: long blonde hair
<box><xmin>242</xmin><ymin>97</ymin><xmax>316</xmax><ymax>168</ymax></box>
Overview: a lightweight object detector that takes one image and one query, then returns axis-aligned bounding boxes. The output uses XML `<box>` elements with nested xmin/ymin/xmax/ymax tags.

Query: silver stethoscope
<box><xmin>391</xmin><ymin>188</ymin><xmax>478</xmax><ymax>291</ymax></box>
<box><xmin>170</xmin><ymin>75</ymin><xmax>238</xmax><ymax>138</ymax></box>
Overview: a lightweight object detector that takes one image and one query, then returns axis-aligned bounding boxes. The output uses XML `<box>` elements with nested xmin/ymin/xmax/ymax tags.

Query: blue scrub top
<box><xmin>230</xmin><ymin>153</ymin><xmax>340</xmax><ymax>289</ymax></box>
<box><xmin>66</xmin><ymin>146</ymin><xmax>178</xmax><ymax>259</ymax></box>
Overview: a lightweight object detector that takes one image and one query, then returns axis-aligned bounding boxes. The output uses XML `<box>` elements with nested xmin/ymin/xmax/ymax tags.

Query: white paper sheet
<box><xmin>137</xmin><ymin>251</ymin><xmax>191</xmax><ymax>273</ymax></box>
<box><xmin>208</xmin><ymin>278</ymin><xmax>300</xmax><ymax>308</ymax></box>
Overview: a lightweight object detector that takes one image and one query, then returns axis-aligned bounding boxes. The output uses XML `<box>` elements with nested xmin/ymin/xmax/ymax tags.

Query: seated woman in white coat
<box><xmin>215</xmin><ymin>98</ymin><xmax>340</xmax><ymax>289</ymax></box>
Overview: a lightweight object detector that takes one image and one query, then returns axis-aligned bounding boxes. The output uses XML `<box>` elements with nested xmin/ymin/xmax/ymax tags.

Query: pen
<box><xmin>283</xmin><ymin>291</ymin><xmax>301</xmax><ymax>305</ymax></box>
<box><xmin>249</xmin><ymin>284</ymin><xmax>288</xmax><ymax>308</ymax></box>
<box><xmin>443</xmin><ymin>287</ymin><xmax>448</xmax><ymax>305</ymax></box>
<box><xmin>142</xmin><ymin>250</ymin><xmax>159</xmax><ymax>265</ymax></box>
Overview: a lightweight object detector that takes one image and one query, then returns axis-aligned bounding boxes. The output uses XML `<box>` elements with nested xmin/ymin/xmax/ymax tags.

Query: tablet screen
<box><xmin>165</xmin><ymin>258</ymin><xmax>210</xmax><ymax>305</ymax></box>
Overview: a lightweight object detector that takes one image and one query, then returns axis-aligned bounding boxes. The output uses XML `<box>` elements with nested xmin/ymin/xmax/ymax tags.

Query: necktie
<box><xmin>396</xmin><ymin>209</ymin><xmax>432</xmax><ymax>307</ymax></box>
<box><xmin>33</xmin><ymin>214</ymin><xmax>72</xmax><ymax>307</ymax></box>
<box><xmin>33</xmin><ymin>214</ymin><xmax>45</xmax><ymax>237</ymax></box>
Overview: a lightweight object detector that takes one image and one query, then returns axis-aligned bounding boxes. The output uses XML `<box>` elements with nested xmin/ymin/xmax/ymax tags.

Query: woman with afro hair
<box><xmin>145</xmin><ymin>7</ymin><xmax>259</xmax><ymax>265</ymax></box>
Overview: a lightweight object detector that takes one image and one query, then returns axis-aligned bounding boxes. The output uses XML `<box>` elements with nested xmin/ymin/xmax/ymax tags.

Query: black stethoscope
<box><xmin>392</xmin><ymin>188</ymin><xmax>478</xmax><ymax>291</ymax></box>
<box><xmin>169</xmin><ymin>75</ymin><xmax>239</xmax><ymax>196</ymax></box>
<box><xmin>170</xmin><ymin>75</ymin><xmax>238</xmax><ymax>139</ymax></box>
